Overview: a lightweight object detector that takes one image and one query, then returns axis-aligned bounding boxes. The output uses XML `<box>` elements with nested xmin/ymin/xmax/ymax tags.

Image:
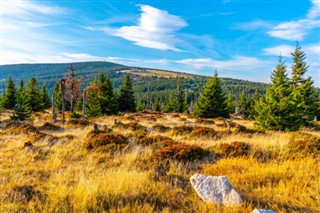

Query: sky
<box><xmin>1</xmin><ymin>0</ymin><xmax>319</xmax><ymax>86</ymax></box>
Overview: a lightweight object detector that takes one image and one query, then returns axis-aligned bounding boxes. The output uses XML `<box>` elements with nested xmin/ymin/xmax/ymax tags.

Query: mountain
<box><xmin>0</xmin><ymin>61</ymin><xmax>268</xmax><ymax>102</ymax></box>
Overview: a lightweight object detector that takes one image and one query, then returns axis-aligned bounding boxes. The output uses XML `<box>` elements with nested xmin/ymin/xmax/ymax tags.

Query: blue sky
<box><xmin>1</xmin><ymin>0</ymin><xmax>319</xmax><ymax>85</ymax></box>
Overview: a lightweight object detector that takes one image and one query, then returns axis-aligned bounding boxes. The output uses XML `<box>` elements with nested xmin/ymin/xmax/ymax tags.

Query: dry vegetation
<box><xmin>0</xmin><ymin>110</ymin><xmax>319</xmax><ymax>212</ymax></box>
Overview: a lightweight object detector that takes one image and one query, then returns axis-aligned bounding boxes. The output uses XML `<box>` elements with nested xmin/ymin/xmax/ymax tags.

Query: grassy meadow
<box><xmin>0</xmin><ymin>111</ymin><xmax>319</xmax><ymax>212</ymax></box>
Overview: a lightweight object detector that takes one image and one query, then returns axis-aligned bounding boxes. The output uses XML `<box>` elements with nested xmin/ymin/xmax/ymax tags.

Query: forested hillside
<box><xmin>0</xmin><ymin>61</ymin><xmax>268</xmax><ymax>103</ymax></box>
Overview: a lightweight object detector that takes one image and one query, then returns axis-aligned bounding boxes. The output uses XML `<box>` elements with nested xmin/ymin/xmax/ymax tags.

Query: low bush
<box><xmin>211</xmin><ymin>141</ymin><xmax>251</xmax><ymax>158</ymax></box>
<box><xmin>170</xmin><ymin>126</ymin><xmax>194</xmax><ymax>136</ymax></box>
<box><xmin>85</xmin><ymin>131</ymin><xmax>128</xmax><ymax>149</ymax></box>
<box><xmin>138</xmin><ymin>135</ymin><xmax>173</xmax><ymax>146</ymax></box>
<box><xmin>194</xmin><ymin>118</ymin><xmax>215</xmax><ymax>125</ymax></box>
<box><xmin>152</xmin><ymin>143</ymin><xmax>211</xmax><ymax>162</ymax></box>
<box><xmin>188</xmin><ymin>127</ymin><xmax>219</xmax><ymax>139</ymax></box>
<box><xmin>288</xmin><ymin>135</ymin><xmax>320</xmax><ymax>158</ymax></box>
<box><xmin>38</xmin><ymin>122</ymin><xmax>63</xmax><ymax>132</ymax></box>
<box><xmin>152</xmin><ymin>124</ymin><xmax>171</xmax><ymax>133</ymax></box>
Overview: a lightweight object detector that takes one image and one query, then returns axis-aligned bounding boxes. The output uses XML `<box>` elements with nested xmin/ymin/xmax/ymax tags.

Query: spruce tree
<box><xmin>226</xmin><ymin>93</ymin><xmax>234</xmax><ymax>114</ymax></box>
<box><xmin>41</xmin><ymin>85</ymin><xmax>52</xmax><ymax>109</ymax></box>
<box><xmin>1</xmin><ymin>76</ymin><xmax>16</xmax><ymax>109</ymax></box>
<box><xmin>176</xmin><ymin>85</ymin><xmax>188</xmax><ymax>113</ymax></box>
<box><xmin>291</xmin><ymin>43</ymin><xmax>318</xmax><ymax>126</ymax></box>
<box><xmin>86</xmin><ymin>91</ymin><xmax>102</xmax><ymax>117</ymax></box>
<box><xmin>11</xmin><ymin>79</ymin><xmax>31</xmax><ymax>121</ymax></box>
<box><xmin>247</xmin><ymin>90</ymin><xmax>260</xmax><ymax>120</ymax></box>
<box><xmin>238</xmin><ymin>91</ymin><xmax>247</xmax><ymax>116</ymax></box>
<box><xmin>255</xmin><ymin>57</ymin><xmax>301</xmax><ymax>131</ymax></box>
<box><xmin>98</xmin><ymin>72</ymin><xmax>118</xmax><ymax>114</ymax></box>
<box><xmin>26</xmin><ymin>78</ymin><xmax>43</xmax><ymax>112</ymax></box>
<box><xmin>153</xmin><ymin>98</ymin><xmax>161</xmax><ymax>112</ymax></box>
<box><xmin>119</xmin><ymin>74</ymin><xmax>136</xmax><ymax>112</ymax></box>
<box><xmin>54</xmin><ymin>83</ymin><xmax>62</xmax><ymax>110</ymax></box>
<box><xmin>193</xmin><ymin>72</ymin><xmax>229</xmax><ymax>118</ymax></box>
<box><xmin>136</xmin><ymin>100</ymin><xmax>145</xmax><ymax>111</ymax></box>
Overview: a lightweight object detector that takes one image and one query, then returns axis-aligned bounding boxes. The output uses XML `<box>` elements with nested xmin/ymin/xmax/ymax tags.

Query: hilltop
<box><xmin>0</xmin><ymin>61</ymin><xmax>268</xmax><ymax>99</ymax></box>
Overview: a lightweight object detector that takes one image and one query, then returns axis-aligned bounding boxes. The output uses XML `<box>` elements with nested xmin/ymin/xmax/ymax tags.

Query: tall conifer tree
<box><xmin>291</xmin><ymin>43</ymin><xmax>318</xmax><ymax>126</ymax></box>
<box><xmin>255</xmin><ymin>57</ymin><xmax>301</xmax><ymax>131</ymax></box>
<box><xmin>193</xmin><ymin>72</ymin><xmax>228</xmax><ymax>118</ymax></box>
<box><xmin>1</xmin><ymin>76</ymin><xmax>16</xmax><ymax>109</ymax></box>
<box><xmin>119</xmin><ymin>74</ymin><xmax>136</xmax><ymax>112</ymax></box>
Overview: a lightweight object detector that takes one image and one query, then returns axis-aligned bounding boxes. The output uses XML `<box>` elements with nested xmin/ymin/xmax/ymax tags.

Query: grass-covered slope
<box><xmin>0</xmin><ymin>111</ymin><xmax>319</xmax><ymax>212</ymax></box>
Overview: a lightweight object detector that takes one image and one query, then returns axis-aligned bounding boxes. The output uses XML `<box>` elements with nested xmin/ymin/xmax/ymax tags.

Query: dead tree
<box><xmin>52</xmin><ymin>92</ymin><xmax>57</xmax><ymax>123</ymax></box>
<box><xmin>64</xmin><ymin>65</ymin><xmax>82</xmax><ymax>113</ymax></box>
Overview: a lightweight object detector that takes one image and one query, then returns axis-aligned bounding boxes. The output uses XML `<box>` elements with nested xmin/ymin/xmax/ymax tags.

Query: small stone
<box><xmin>190</xmin><ymin>174</ymin><xmax>242</xmax><ymax>207</ymax></box>
<box><xmin>252</xmin><ymin>209</ymin><xmax>277</xmax><ymax>213</ymax></box>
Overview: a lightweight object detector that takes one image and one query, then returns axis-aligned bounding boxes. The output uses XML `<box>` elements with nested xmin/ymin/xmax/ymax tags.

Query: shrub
<box><xmin>4</xmin><ymin>185</ymin><xmax>40</xmax><ymax>203</ymax></box>
<box><xmin>67</xmin><ymin>119</ymin><xmax>90</xmax><ymax>126</ymax></box>
<box><xmin>188</xmin><ymin>127</ymin><xmax>219</xmax><ymax>139</ymax></box>
<box><xmin>152</xmin><ymin>143</ymin><xmax>210</xmax><ymax>161</ymax></box>
<box><xmin>85</xmin><ymin>131</ymin><xmax>127</xmax><ymax>149</ymax></box>
<box><xmin>215</xmin><ymin>121</ymin><xmax>236</xmax><ymax>128</ymax></box>
<box><xmin>138</xmin><ymin>135</ymin><xmax>173</xmax><ymax>146</ymax></box>
<box><xmin>288</xmin><ymin>137</ymin><xmax>320</xmax><ymax>158</ymax></box>
<box><xmin>152</xmin><ymin>124</ymin><xmax>171</xmax><ymax>133</ymax></box>
<box><xmin>194</xmin><ymin>118</ymin><xmax>215</xmax><ymax>125</ymax></box>
<box><xmin>170</xmin><ymin>126</ymin><xmax>194</xmax><ymax>136</ymax></box>
<box><xmin>211</xmin><ymin>142</ymin><xmax>251</xmax><ymax>158</ymax></box>
<box><xmin>38</xmin><ymin>122</ymin><xmax>63</xmax><ymax>132</ymax></box>
<box><xmin>69</xmin><ymin>112</ymin><xmax>81</xmax><ymax>119</ymax></box>
<box><xmin>113</xmin><ymin>122</ymin><xmax>146</xmax><ymax>131</ymax></box>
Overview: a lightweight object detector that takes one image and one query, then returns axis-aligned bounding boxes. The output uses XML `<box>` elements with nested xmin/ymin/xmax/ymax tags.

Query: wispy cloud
<box><xmin>99</xmin><ymin>5</ymin><xmax>188</xmax><ymax>51</ymax></box>
<box><xmin>268</xmin><ymin>19</ymin><xmax>320</xmax><ymax>40</ymax></box>
<box><xmin>263</xmin><ymin>45</ymin><xmax>295</xmax><ymax>57</ymax></box>
<box><xmin>268</xmin><ymin>0</ymin><xmax>320</xmax><ymax>40</ymax></box>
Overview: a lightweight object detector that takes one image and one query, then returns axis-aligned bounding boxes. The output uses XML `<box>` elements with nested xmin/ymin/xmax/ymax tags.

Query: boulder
<box><xmin>190</xmin><ymin>174</ymin><xmax>242</xmax><ymax>207</ymax></box>
<box><xmin>252</xmin><ymin>209</ymin><xmax>277</xmax><ymax>213</ymax></box>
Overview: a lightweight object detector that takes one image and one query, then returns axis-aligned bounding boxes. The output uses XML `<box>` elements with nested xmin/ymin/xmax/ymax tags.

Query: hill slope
<box><xmin>0</xmin><ymin>61</ymin><xmax>268</xmax><ymax>101</ymax></box>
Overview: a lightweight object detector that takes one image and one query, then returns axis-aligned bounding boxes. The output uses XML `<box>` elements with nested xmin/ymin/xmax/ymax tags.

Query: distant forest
<box><xmin>0</xmin><ymin>61</ymin><xmax>270</xmax><ymax>105</ymax></box>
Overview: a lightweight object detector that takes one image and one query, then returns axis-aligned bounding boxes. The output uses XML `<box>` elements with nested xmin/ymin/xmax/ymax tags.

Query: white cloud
<box><xmin>263</xmin><ymin>45</ymin><xmax>295</xmax><ymax>57</ymax></box>
<box><xmin>268</xmin><ymin>19</ymin><xmax>320</xmax><ymax>40</ymax></box>
<box><xmin>307</xmin><ymin>44</ymin><xmax>320</xmax><ymax>54</ymax></box>
<box><xmin>268</xmin><ymin>0</ymin><xmax>320</xmax><ymax>41</ymax></box>
<box><xmin>308</xmin><ymin>0</ymin><xmax>320</xmax><ymax>18</ymax></box>
<box><xmin>104</xmin><ymin>5</ymin><xmax>188</xmax><ymax>51</ymax></box>
<box><xmin>175</xmin><ymin>56</ymin><xmax>272</xmax><ymax>73</ymax></box>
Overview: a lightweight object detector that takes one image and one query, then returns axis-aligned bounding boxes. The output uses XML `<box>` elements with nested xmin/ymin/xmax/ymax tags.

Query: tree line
<box><xmin>1</xmin><ymin>43</ymin><xmax>319</xmax><ymax>131</ymax></box>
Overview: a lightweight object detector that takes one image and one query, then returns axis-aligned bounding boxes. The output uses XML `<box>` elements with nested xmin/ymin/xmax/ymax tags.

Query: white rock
<box><xmin>190</xmin><ymin>174</ymin><xmax>243</xmax><ymax>207</ymax></box>
<box><xmin>252</xmin><ymin>209</ymin><xmax>277</xmax><ymax>213</ymax></box>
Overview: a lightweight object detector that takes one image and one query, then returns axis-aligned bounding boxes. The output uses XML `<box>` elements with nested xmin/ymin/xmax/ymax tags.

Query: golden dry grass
<box><xmin>0</xmin><ymin>110</ymin><xmax>319</xmax><ymax>212</ymax></box>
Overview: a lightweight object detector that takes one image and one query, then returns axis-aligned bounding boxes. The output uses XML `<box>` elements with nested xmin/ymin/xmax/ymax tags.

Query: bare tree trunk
<box><xmin>61</xmin><ymin>79</ymin><xmax>66</xmax><ymax>124</ymax></box>
<box><xmin>82</xmin><ymin>90</ymin><xmax>86</xmax><ymax>121</ymax></box>
<box><xmin>52</xmin><ymin>92</ymin><xmax>57</xmax><ymax>123</ymax></box>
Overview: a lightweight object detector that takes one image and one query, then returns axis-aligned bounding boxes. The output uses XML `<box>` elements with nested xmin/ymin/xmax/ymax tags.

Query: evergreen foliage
<box><xmin>11</xmin><ymin>80</ymin><xmax>31</xmax><ymax>121</ymax></box>
<box><xmin>26</xmin><ymin>78</ymin><xmax>43</xmax><ymax>112</ymax></box>
<box><xmin>41</xmin><ymin>85</ymin><xmax>52</xmax><ymax>109</ymax></box>
<box><xmin>1</xmin><ymin>76</ymin><xmax>16</xmax><ymax>109</ymax></box>
<box><xmin>226</xmin><ymin>93</ymin><xmax>234</xmax><ymax>114</ymax></box>
<box><xmin>175</xmin><ymin>84</ymin><xmax>188</xmax><ymax>113</ymax></box>
<box><xmin>97</xmin><ymin>71</ymin><xmax>118</xmax><ymax>114</ymax></box>
<box><xmin>193</xmin><ymin>73</ymin><xmax>229</xmax><ymax>118</ymax></box>
<box><xmin>86</xmin><ymin>91</ymin><xmax>102</xmax><ymax>117</ymax></box>
<box><xmin>238</xmin><ymin>91</ymin><xmax>248</xmax><ymax>116</ymax></box>
<box><xmin>247</xmin><ymin>90</ymin><xmax>260</xmax><ymax>120</ymax></box>
<box><xmin>119</xmin><ymin>74</ymin><xmax>136</xmax><ymax>112</ymax></box>
<box><xmin>255</xmin><ymin>57</ymin><xmax>301</xmax><ymax>131</ymax></box>
<box><xmin>291</xmin><ymin>43</ymin><xmax>318</xmax><ymax>126</ymax></box>
<box><xmin>153</xmin><ymin>98</ymin><xmax>161</xmax><ymax>112</ymax></box>
<box><xmin>54</xmin><ymin>83</ymin><xmax>62</xmax><ymax>110</ymax></box>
